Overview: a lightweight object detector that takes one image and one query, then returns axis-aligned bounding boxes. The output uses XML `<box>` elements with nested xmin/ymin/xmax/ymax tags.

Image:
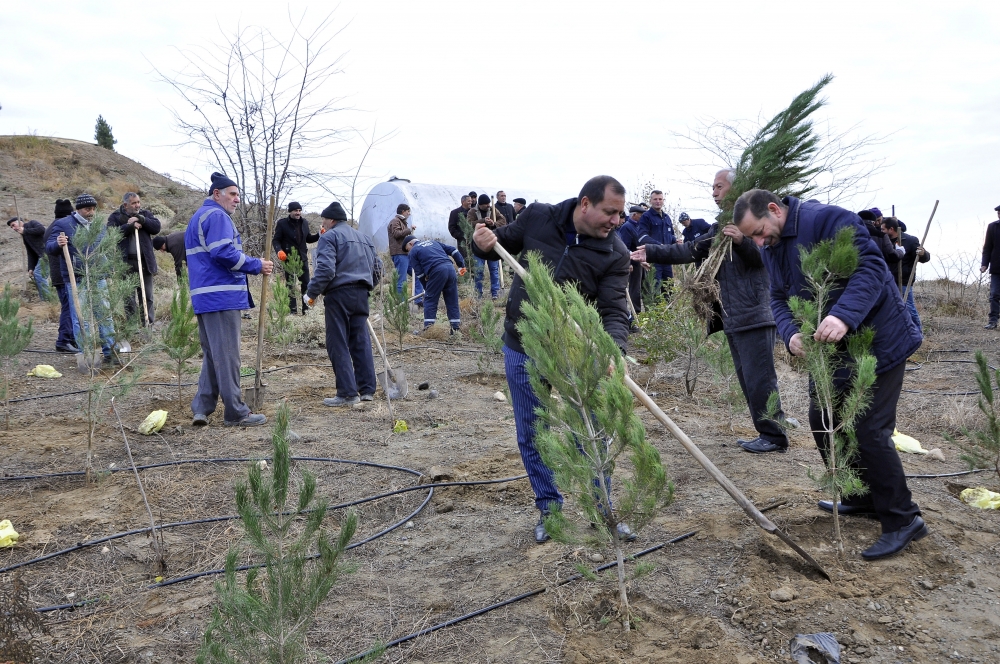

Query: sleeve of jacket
<box><xmin>827</xmin><ymin>215</ymin><xmax>887</xmax><ymax>331</ymax></box>
<box><xmin>644</xmin><ymin>241</ymin><xmax>696</xmax><ymax>265</ymax></box>
<box><xmin>307</xmin><ymin>234</ymin><xmax>337</xmax><ymax>297</ymax></box>
<box><xmin>204</xmin><ymin>211</ymin><xmax>263</xmax><ymax>275</ymax></box>
<box><xmin>306</xmin><ymin>226</ymin><xmax>320</xmax><ymax>243</ymax></box>
<box><xmin>472</xmin><ymin>206</ymin><xmax>528</xmax><ymax>261</ymax></box>
<box><xmin>23</xmin><ymin>220</ymin><xmax>45</xmax><ymax>237</ymax></box>
<box><xmin>45</xmin><ymin>218</ymin><xmax>69</xmax><ymax>256</ymax></box>
<box><xmin>408</xmin><ymin>248</ymin><xmax>425</xmax><ymax>283</ymax></box>
<box><xmin>597</xmin><ymin>252</ymin><xmax>631</xmax><ymax>352</ymax></box>
<box><xmin>441</xmin><ymin>243</ymin><xmax>465</xmax><ymax>268</ymax></box>
<box><xmin>140</xmin><ymin>211</ymin><xmax>161</xmax><ymax>235</ymax></box>
<box><xmin>731</xmin><ymin>236</ymin><xmax>764</xmax><ymax>268</ymax></box>
<box><xmin>984</xmin><ymin>224</ymin><xmax>995</xmax><ymax>268</ymax></box>
<box><xmin>271</xmin><ymin>220</ymin><xmax>286</xmax><ymax>255</ymax></box>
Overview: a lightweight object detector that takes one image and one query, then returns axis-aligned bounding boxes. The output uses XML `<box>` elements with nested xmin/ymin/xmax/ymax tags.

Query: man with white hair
<box><xmin>107</xmin><ymin>192</ymin><xmax>160</xmax><ymax>325</ymax></box>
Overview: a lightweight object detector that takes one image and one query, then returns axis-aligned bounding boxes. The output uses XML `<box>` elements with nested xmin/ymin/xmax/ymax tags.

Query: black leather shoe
<box><xmin>534</xmin><ymin>515</ymin><xmax>551</xmax><ymax>544</ymax></box>
<box><xmin>56</xmin><ymin>344</ymin><xmax>81</xmax><ymax>353</ymax></box>
<box><xmin>739</xmin><ymin>437</ymin><xmax>787</xmax><ymax>454</ymax></box>
<box><xmin>817</xmin><ymin>500</ymin><xmax>877</xmax><ymax>517</ymax></box>
<box><xmin>986</xmin><ymin>322</ymin><xmax>998</xmax><ymax>330</ymax></box>
<box><xmin>861</xmin><ymin>516</ymin><xmax>929</xmax><ymax>560</ymax></box>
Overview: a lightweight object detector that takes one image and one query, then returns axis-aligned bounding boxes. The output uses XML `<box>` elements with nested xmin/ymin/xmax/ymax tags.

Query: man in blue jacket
<box><xmin>617</xmin><ymin>205</ymin><xmax>648</xmax><ymax>315</ymax></box>
<box><xmin>44</xmin><ymin>199</ymin><xmax>79</xmax><ymax>352</ymax></box>
<box><xmin>305</xmin><ymin>201</ymin><xmax>381</xmax><ymax>407</ymax></box>
<box><xmin>403</xmin><ymin>235</ymin><xmax>465</xmax><ymax>332</ymax></box>
<box><xmin>637</xmin><ymin>190</ymin><xmax>675</xmax><ymax>291</ymax></box>
<box><xmin>185</xmin><ymin>172</ymin><xmax>273</xmax><ymax>427</ymax></box>
<box><xmin>735</xmin><ymin>189</ymin><xmax>927</xmax><ymax>560</ymax></box>
<box><xmin>678</xmin><ymin>212</ymin><xmax>711</xmax><ymax>244</ymax></box>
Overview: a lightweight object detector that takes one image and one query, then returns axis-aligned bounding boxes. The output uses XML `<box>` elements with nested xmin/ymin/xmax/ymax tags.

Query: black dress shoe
<box><xmin>739</xmin><ymin>437</ymin><xmax>787</xmax><ymax>454</ymax></box>
<box><xmin>817</xmin><ymin>500</ymin><xmax>877</xmax><ymax>517</ymax></box>
<box><xmin>861</xmin><ymin>515</ymin><xmax>929</xmax><ymax>560</ymax></box>
<box><xmin>56</xmin><ymin>344</ymin><xmax>80</xmax><ymax>353</ymax></box>
<box><xmin>534</xmin><ymin>515</ymin><xmax>551</xmax><ymax>544</ymax></box>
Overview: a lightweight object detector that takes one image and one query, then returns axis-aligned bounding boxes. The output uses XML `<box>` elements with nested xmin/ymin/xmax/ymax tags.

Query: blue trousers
<box><xmin>54</xmin><ymin>284</ymin><xmax>77</xmax><ymax>349</ymax></box>
<box><xmin>422</xmin><ymin>266</ymin><xmax>460</xmax><ymax>329</ymax></box>
<box><xmin>31</xmin><ymin>262</ymin><xmax>51</xmax><ymax>300</ymax></box>
<box><xmin>323</xmin><ymin>285</ymin><xmax>377</xmax><ymax>398</ymax></box>
<box><xmin>391</xmin><ymin>254</ymin><xmax>423</xmax><ymax>301</ymax></box>
<box><xmin>67</xmin><ymin>278</ymin><xmax>116</xmax><ymax>357</ymax></box>
<box><xmin>504</xmin><ymin>345</ymin><xmax>611</xmax><ymax>514</ymax></box>
<box><xmin>905</xmin><ymin>288</ymin><xmax>921</xmax><ymax>332</ymax></box>
<box><xmin>474</xmin><ymin>257</ymin><xmax>500</xmax><ymax>298</ymax></box>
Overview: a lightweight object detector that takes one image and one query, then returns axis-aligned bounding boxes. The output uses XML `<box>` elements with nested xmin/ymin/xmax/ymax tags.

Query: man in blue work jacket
<box><xmin>637</xmin><ymin>189</ymin><xmax>675</xmax><ymax>292</ymax></box>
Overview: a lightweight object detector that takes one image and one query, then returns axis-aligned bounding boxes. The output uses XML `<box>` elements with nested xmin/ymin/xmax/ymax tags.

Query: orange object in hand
<box><xmin>458</xmin><ymin>267</ymin><xmax>467</xmax><ymax>276</ymax></box>
<box><xmin>277</xmin><ymin>250</ymin><xmax>287</xmax><ymax>261</ymax></box>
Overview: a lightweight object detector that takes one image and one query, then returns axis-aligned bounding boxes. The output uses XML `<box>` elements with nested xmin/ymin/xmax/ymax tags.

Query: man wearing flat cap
<box><xmin>981</xmin><ymin>204</ymin><xmax>1000</xmax><ymax>329</ymax></box>
<box><xmin>185</xmin><ymin>172</ymin><xmax>273</xmax><ymax>427</ymax></box>
<box><xmin>617</xmin><ymin>205</ymin><xmax>648</xmax><ymax>315</ymax></box>
<box><xmin>305</xmin><ymin>201</ymin><xmax>382</xmax><ymax>407</ymax></box>
<box><xmin>467</xmin><ymin>193</ymin><xmax>505</xmax><ymax>299</ymax></box>
<box><xmin>512</xmin><ymin>197</ymin><xmax>527</xmax><ymax>221</ymax></box>
<box><xmin>272</xmin><ymin>201</ymin><xmax>319</xmax><ymax>315</ymax></box>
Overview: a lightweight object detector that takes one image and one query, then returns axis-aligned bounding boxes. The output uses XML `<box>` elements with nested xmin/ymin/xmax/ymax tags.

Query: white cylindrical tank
<box><xmin>358</xmin><ymin>180</ymin><xmax>568</xmax><ymax>252</ymax></box>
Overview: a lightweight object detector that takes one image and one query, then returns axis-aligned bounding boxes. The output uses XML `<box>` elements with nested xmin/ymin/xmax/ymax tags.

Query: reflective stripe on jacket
<box><xmin>184</xmin><ymin>199</ymin><xmax>263</xmax><ymax>314</ymax></box>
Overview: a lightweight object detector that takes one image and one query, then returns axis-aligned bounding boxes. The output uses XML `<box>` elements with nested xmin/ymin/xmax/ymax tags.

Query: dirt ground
<box><xmin>2</xmin><ymin>281</ymin><xmax>1000</xmax><ymax>663</ymax></box>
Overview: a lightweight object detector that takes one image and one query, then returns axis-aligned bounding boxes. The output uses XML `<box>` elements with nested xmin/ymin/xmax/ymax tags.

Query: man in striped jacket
<box><xmin>184</xmin><ymin>172</ymin><xmax>273</xmax><ymax>427</ymax></box>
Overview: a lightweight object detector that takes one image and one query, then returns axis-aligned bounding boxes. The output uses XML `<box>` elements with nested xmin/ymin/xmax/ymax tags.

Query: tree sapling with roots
<box><xmin>516</xmin><ymin>253</ymin><xmax>672</xmax><ymax>632</ymax></box>
<box><xmin>766</xmin><ymin>226</ymin><xmax>876</xmax><ymax>558</ymax></box>
<box><xmin>197</xmin><ymin>401</ymin><xmax>366</xmax><ymax>664</ymax></box>
<box><xmin>0</xmin><ymin>284</ymin><xmax>33</xmax><ymax>429</ymax></box>
<box><xmin>161</xmin><ymin>272</ymin><xmax>201</xmax><ymax>408</ymax></box>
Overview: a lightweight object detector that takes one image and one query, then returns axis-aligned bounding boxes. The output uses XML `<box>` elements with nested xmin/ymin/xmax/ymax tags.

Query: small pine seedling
<box><xmin>0</xmin><ymin>284</ymin><xmax>33</xmax><ymax>429</ymax></box>
<box><xmin>161</xmin><ymin>271</ymin><xmax>201</xmax><ymax>408</ymax></box>
<box><xmin>944</xmin><ymin>350</ymin><xmax>1000</xmax><ymax>482</ymax></box>
<box><xmin>469</xmin><ymin>293</ymin><xmax>504</xmax><ymax>374</ymax></box>
<box><xmin>382</xmin><ymin>263</ymin><xmax>412</xmax><ymax>349</ymax></box>
<box><xmin>516</xmin><ymin>253</ymin><xmax>673</xmax><ymax>632</ymax></box>
<box><xmin>267</xmin><ymin>268</ymin><xmax>295</xmax><ymax>360</ymax></box>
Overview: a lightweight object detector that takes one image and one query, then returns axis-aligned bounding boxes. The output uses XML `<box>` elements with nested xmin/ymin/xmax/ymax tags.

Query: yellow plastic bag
<box><xmin>393</xmin><ymin>419</ymin><xmax>408</xmax><ymax>433</ymax></box>
<box><xmin>892</xmin><ymin>428</ymin><xmax>945</xmax><ymax>461</ymax></box>
<box><xmin>0</xmin><ymin>519</ymin><xmax>19</xmax><ymax>548</ymax></box>
<box><xmin>138</xmin><ymin>410</ymin><xmax>168</xmax><ymax>435</ymax></box>
<box><xmin>27</xmin><ymin>364</ymin><xmax>62</xmax><ymax>378</ymax></box>
<box><xmin>959</xmin><ymin>487</ymin><xmax>1000</xmax><ymax>510</ymax></box>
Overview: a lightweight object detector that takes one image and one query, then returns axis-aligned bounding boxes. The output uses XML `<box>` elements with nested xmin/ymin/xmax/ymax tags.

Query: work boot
<box><xmin>986</xmin><ymin>322</ymin><xmax>998</xmax><ymax>330</ymax></box>
<box><xmin>323</xmin><ymin>395</ymin><xmax>360</xmax><ymax>407</ymax></box>
<box><xmin>534</xmin><ymin>513</ymin><xmax>551</xmax><ymax>544</ymax></box>
<box><xmin>192</xmin><ymin>413</ymin><xmax>209</xmax><ymax>426</ymax></box>
<box><xmin>224</xmin><ymin>413</ymin><xmax>267</xmax><ymax>427</ymax></box>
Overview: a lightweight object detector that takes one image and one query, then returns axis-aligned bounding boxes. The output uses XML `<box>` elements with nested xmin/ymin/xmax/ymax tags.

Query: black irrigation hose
<box><xmin>336</xmin><ymin>530</ymin><xmax>700</xmax><ymax>664</ymax></box>
<box><xmin>906</xmin><ymin>469</ymin><xmax>989</xmax><ymax>479</ymax></box>
<box><xmin>6</xmin><ymin>381</ymin><xmax>198</xmax><ymax>404</ymax></box>
<box><xmin>901</xmin><ymin>355</ymin><xmax>998</xmax><ymax>395</ymax></box>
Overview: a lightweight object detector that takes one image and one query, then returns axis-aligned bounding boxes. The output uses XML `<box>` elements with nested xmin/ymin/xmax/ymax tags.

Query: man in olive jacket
<box><xmin>387</xmin><ymin>203</ymin><xmax>422</xmax><ymax>303</ymax></box>
<box><xmin>107</xmin><ymin>192</ymin><xmax>160</xmax><ymax>325</ymax></box>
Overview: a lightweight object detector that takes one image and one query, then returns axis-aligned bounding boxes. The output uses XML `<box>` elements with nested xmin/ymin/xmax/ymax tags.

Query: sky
<box><xmin>2</xmin><ymin>0</ymin><xmax>999</xmax><ymax>271</ymax></box>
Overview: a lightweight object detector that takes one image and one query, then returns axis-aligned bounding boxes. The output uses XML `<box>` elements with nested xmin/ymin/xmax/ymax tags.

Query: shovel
<box><xmin>134</xmin><ymin>226</ymin><xmax>151</xmax><ymax>328</ymax></box>
<box><xmin>61</xmin><ymin>241</ymin><xmax>102</xmax><ymax>375</ymax></box>
<box><xmin>489</xmin><ymin>240</ymin><xmax>830</xmax><ymax>581</ymax></box>
<box><xmin>366</xmin><ymin>318</ymin><xmax>406</xmax><ymax>399</ymax></box>
<box><xmin>244</xmin><ymin>196</ymin><xmax>276</xmax><ymax>411</ymax></box>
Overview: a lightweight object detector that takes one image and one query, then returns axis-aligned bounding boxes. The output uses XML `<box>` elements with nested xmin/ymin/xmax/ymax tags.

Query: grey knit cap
<box><xmin>75</xmin><ymin>193</ymin><xmax>98</xmax><ymax>209</ymax></box>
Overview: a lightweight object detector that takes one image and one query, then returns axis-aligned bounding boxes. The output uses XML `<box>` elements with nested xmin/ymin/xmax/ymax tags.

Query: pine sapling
<box><xmin>469</xmin><ymin>293</ymin><xmax>503</xmax><ymax>374</ymax></box>
<box><xmin>0</xmin><ymin>284</ymin><xmax>33</xmax><ymax>429</ymax></box>
<box><xmin>769</xmin><ymin>226</ymin><xmax>876</xmax><ymax>558</ymax></box>
<box><xmin>382</xmin><ymin>264</ymin><xmax>412</xmax><ymax>349</ymax></box>
<box><xmin>161</xmin><ymin>272</ymin><xmax>201</xmax><ymax>408</ymax></box>
<box><xmin>197</xmin><ymin>401</ymin><xmax>361</xmax><ymax>664</ymax></box>
<box><xmin>284</xmin><ymin>247</ymin><xmax>304</xmax><ymax>305</ymax></box>
<box><xmin>944</xmin><ymin>351</ymin><xmax>1000</xmax><ymax>482</ymax></box>
<box><xmin>516</xmin><ymin>253</ymin><xmax>672</xmax><ymax>632</ymax></box>
<box><xmin>267</xmin><ymin>269</ymin><xmax>295</xmax><ymax>360</ymax></box>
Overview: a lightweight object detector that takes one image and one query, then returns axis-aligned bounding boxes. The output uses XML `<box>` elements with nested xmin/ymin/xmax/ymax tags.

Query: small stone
<box><xmin>428</xmin><ymin>389</ymin><xmax>439</xmax><ymax>399</ymax></box>
<box><xmin>590</xmin><ymin>553</ymin><xmax>604</xmax><ymax>563</ymax></box>
<box><xmin>418</xmin><ymin>382</ymin><xmax>430</xmax><ymax>390</ymax></box>
<box><xmin>878</xmin><ymin>615</ymin><xmax>894</xmax><ymax>624</ymax></box>
<box><xmin>966</xmin><ymin>579</ymin><xmax>977</xmax><ymax>589</ymax></box>
<box><xmin>493</xmin><ymin>391</ymin><xmax>507</xmax><ymax>402</ymax></box>
<box><xmin>286</xmin><ymin>430</ymin><xmax>302</xmax><ymax>442</ymax></box>
<box><xmin>435</xmin><ymin>500</ymin><xmax>455</xmax><ymax>514</ymax></box>
<box><xmin>769</xmin><ymin>586</ymin><xmax>798</xmax><ymax>602</ymax></box>
<box><xmin>405</xmin><ymin>521</ymin><xmax>414</xmax><ymax>529</ymax></box>
<box><xmin>427</xmin><ymin>466</ymin><xmax>453</xmax><ymax>482</ymax></box>
<box><xmin>920</xmin><ymin>579</ymin><xmax>934</xmax><ymax>590</ymax></box>
<box><xmin>101</xmin><ymin>546</ymin><xmax>110</xmax><ymax>554</ymax></box>
<box><xmin>867</xmin><ymin>601</ymin><xmax>878</xmax><ymax>610</ymax></box>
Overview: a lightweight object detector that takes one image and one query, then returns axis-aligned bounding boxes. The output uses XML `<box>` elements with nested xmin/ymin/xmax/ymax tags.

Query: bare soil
<box><xmin>2</xmin><ymin>288</ymin><xmax>1000</xmax><ymax>664</ymax></box>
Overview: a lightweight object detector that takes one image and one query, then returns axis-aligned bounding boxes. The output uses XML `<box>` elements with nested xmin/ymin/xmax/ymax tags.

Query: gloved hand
<box><xmin>303</xmin><ymin>294</ymin><xmax>315</xmax><ymax>308</ymax></box>
<box><xmin>458</xmin><ymin>267</ymin><xmax>467</xmax><ymax>276</ymax></box>
<box><xmin>277</xmin><ymin>250</ymin><xmax>287</xmax><ymax>261</ymax></box>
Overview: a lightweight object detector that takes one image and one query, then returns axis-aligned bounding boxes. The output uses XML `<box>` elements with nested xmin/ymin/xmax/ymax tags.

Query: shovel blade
<box><xmin>378</xmin><ymin>366</ymin><xmax>407</xmax><ymax>399</ymax></box>
<box><xmin>77</xmin><ymin>351</ymin><xmax>102</xmax><ymax>376</ymax></box>
<box><xmin>244</xmin><ymin>386</ymin><xmax>265</xmax><ymax>411</ymax></box>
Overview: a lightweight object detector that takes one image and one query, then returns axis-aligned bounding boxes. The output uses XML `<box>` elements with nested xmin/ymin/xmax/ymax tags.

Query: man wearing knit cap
<box><xmin>468</xmin><ymin>193</ymin><xmax>504</xmax><ymax>299</ymax></box>
<box><xmin>272</xmin><ymin>201</ymin><xmax>319</xmax><ymax>314</ymax></box>
<box><xmin>403</xmin><ymin>234</ymin><xmax>465</xmax><ymax>332</ymax></box>
<box><xmin>387</xmin><ymin>203</ymin><xmax>423</xmax><ymax>304</ymax></box>
<box><xmin>44</xmin><ymin>199</ymin><xmax>79</xmax><ymax>352</ymax></box>
<box><xmin>305</xmin><ymin>201</ymin><xmax>381</xmax><ymax>407</ymax></box>
<box><xmin>8</xmin><ymin>215</ymin><xmax>50</xmax><ymax>300</ymax></box>
<box><xmin>185</xmin><ymin>172</ymin><xmax>273</xmax><ymax>427</ymax></box>
<box><xmin>45</xmin><ymin>193</ymin><xmax>117</xmax><ymax>362</ymax></box>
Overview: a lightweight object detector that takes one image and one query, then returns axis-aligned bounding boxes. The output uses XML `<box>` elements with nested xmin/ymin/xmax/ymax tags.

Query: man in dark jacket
<box><xmin>981</xmin><ymin>205</ymin><xmax>1000</xmax><ymax>329</ymax></box>
<box><xmin>512</xmin><ymin>197</ymin><xmax>527</xmax><ymax>220</ymax></box>
<box><xmin>272</xmin><ymin>202</ymin><xmax>319</xmax><ymax>314</ymax></box>
<box><xmin>735</xmin><ymin>189</ymin><xmax>927</xmax><ymax>561</ymax></box>
<box><xmin>678</xmin><ymin>212</ymin><xmax>711</xmax><ymax>244</ymax></box>
<box><xmin>44</xmin><ymin>199</ymin><xmax>78</xmax><ymax>351</ymax></box>
<box><xmin>304</xmin><ymin>201</ymin><xmax>380</xmax><ymax>407</ymax></box>
<box><xmin>153</xmin><ymin>231</ymin><xmax>187</xmax><ymax>280</ymax></box>
<box><xmin>107</xmin><ymin>193</ymin><xmax>160</xmax><ymax>325</ymax></box>
<box><xmin>7</xmin><ymin>216</ymin><xmax>50</xmax><ymax>300</ymax></box>
<box><xmin>858</xmin><ymin>210</ymin><xmax>900</xmax><ymax>270</ymax></box>
<box><xmin>637</xmin><ymin>190</ymin><xmax>675</xmax><ymax>290</ymax></box>
<box><xmin>447</xmin><ymin>195</ymin><xmax>473</xmax><ymax>261</ymax></box>
<box><xmin>404</xmin><ymin>235</ymin><xmax>465</xmax><ymax>332</ymax></box>
<box><xmin>617</xmin><ymin>205</ymin><xmax>648</xmax><ymax>315</ymax></box>
<box><xmin>881</xmin><ymin>217</ymin><xmax>929</xmax><ymax>332</ymax></box>
<box><xmin>495</xmin><ymin>190</ymin><xmax>516</xmax><ymax>225</ymax></box>
<box><xmin>473</xmin><ymin>175</ymin><xmax>632</xmax><ymax>544</ymax></box>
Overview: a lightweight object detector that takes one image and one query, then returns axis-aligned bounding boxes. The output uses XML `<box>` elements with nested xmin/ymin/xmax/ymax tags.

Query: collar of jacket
<box><xmin>779</xmin><ymin>196</ymin><xmax>802</xmax><ymax>241</ymax></box>
<box><xmin>555</xmin><ymin>197</ymin><xmax>616</xmax><ymax>253</ymax></box>
<box><xmin>72</xmin><ymin>211</ymin><xmax>91</xmax><ymax>227</ymax></box>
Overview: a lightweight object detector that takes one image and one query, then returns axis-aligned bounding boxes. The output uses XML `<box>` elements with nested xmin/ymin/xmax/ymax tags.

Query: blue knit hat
<box><xmin>209</xmin><ymin>172</ymin><xmax>238</xmax><ymax>194</ymax></box>
<box><xmin>75</xmin><ymin>193</ymin><xmax>97</xmax><ymax>209</ymax></box>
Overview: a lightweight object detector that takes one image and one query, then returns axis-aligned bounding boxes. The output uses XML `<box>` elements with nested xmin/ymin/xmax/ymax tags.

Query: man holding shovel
<box><xmin>304</xmin><ymin>201</ymin><xmax>381</xmax><ymax>407</ymax></box>
<box><xmin>108</xmin><ymin>192</ymin><xmax>160</xmax><ymax>325</ymax></box>
<box><xmin>472</xmin><ymin>175</ymin><xmax>632</xmax><ymax>544</ymax></box>
<box><xmin>185</xmin><ymin>173</ymin><xmax>272</xmax><ymax>427</ymax></box>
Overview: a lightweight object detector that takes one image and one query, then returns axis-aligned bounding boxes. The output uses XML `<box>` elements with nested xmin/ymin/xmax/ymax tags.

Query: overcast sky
<box><xmin>3</xmin><ymin>0</ymin><xmax>999</xmax><ymax>270</ymax></box>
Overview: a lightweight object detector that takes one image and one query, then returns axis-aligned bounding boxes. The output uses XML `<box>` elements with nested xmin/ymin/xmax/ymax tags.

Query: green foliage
<box><xmin>197</xmin><ymin>402</ymin><xmax>359</xmax><ymax>664</ymax></box>
<box><xmin>382</xmin><ymin>264</ymin><xmax>412</xmax><ymax>349</ymax></box>
<box><xmin>469</xmin><ymin>295</ymin><xmax>504</xmax><ymax>374</ymax></box>
<box><xmin>0</xmin><ymin>284</ymin><xmax>34</xmax><ymax>428</ymax></box>
<box><xmin>944</xmin><ymin>351</ymin><xmax>1000</xmax><ymax>482</ymax></box>
<box><xmin>633</xmin><ymin>282</ymin><xmax>687</xmax><ymax>365</ymax></box>
<box><xmin>515</xmin><ymin>253</ymin><xmax>672</xmax><ymax>631</ymax></box>
<box><xmin>94</xmin><ymin>115</ymin><xmax>117</xmax><ymax>151</ymax></box>
<box><xmin>678</xmin><ymin>305</ymin><xmax>709</xmax><ymax>397</ymax></box>
<box><xmin>161</xmin><ymin>271</ymin><xmax>200</xmax><ymax>408</ymax></box>
<box><xmin>769</xmin><ymin>225</ymin><xmax>875</xmax><ymax>557</ymax></box>
<box><xmin>267</xmin><ymin>270</ymin><xmax>295</xmax><ymax>360</ymax></box>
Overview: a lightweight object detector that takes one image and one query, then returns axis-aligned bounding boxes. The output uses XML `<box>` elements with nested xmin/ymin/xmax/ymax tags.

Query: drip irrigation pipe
<box><xmin>906</xmin><ymin>469</ymin><xmax>988</xmax><ymax>479</ymax></box>
<box><xmin>6</xmin><ymin>381</ymin><xmax>198</xmax><ymax>404</ymax></box>
<box><xmin>335</xmin><ymin>530</ymin><xmax>699</xmax><ymax>664</ymax></box>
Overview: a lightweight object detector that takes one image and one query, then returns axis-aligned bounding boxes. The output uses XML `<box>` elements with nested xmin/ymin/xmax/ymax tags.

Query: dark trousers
<box><xmin>192</xmin><ymin>309</ymin><xmax>251</xmax><ymax>422</ymax></box>
<box><xmin>627</xmin><ymin>263</ymin><xmax>643</xmax><ymax>314</ymax></box>
<box><xmin>990</xmin><ymin>274</ymin><xmax>1000</xmax><ymax>324</ymax></box>
<box><xmin>422</xmin><ymin>266</ymin><xmax>461</xmax><ymax>329</ymax></box>
<box><xmin>808</xmin><ymin>360</ymin><xmax>919</xmax><ymax>533</ymax></box>
<box><xmin>323</xmin><ymin>285</ymin><xmax>376</xmax><ymax>398</ymax></box>
<box><xmin>727</xmin><ymin>326</ymin><xmax>788</xmax><ymax>447</ymax></box>
<box><xmin>54</xmin><ymin>284</ymin><xmax>76</xmax><ymax>348</ymax></box>
<box><xmin>125</xmin><ymin>270</ymin><xmax>155</xmax><ymax>325</ymax></box>
<box><xmin>286</xmin><ymin>265</ymin><xmax>310</xmax><ymax>313</ymax></box>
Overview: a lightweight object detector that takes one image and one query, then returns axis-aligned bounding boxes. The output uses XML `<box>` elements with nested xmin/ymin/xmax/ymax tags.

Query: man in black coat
<box><xmin>512</xmin><ymin>197</ymin><xmax>527</xmax><ymax>221</ymax></box>
<box><xmin>7</xmin><ymin>216</ymin><xmax>50</xmax><ymax>300</ymax></box>
<box><xmin>44</xmin><ymin>199</ymin><xmax>78</xmax><ymax>352</ymax></box>
<box><xmin>271</xmin><ymin>202</ymin><xmax>319</xmax><ymax>314</ymax></box>
<box><xmin>153</xmin><ymin>231</ymin><xmax>187</xmax><ymax>280</ymax></box>
<box><xmin>881</xmin><ymin>217</ymin><xmax>929</xmax><ymax>332</ymax></box>
<box><xmin>447</xmin><ymin>195</ymin><xmax>473</xmax><ymax>261</ymax></box>
<box><xmin>107</xmin><ymin>192</ymin><xmax>160</xmax><ymax>325</ymax></box>
<box><xmin>981</xmin><ymin>204</ymin><xmax>1000</xmax><ymax>329</ymax></box>
<box><xmin>495</xmin><ymin>190</ymin><xmax>516</xmax><ymax>225</ymax></box>
<box><xmin>473</xmin><ymin>175</ymin><xmax>632</xmax><ymax>544</ymax></box>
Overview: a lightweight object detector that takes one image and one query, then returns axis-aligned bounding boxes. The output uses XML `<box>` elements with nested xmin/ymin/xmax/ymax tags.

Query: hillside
<box><xmin>0</xmin><ymin>135</ymin><xmax>205</xmax><ymax>288</ymax></box>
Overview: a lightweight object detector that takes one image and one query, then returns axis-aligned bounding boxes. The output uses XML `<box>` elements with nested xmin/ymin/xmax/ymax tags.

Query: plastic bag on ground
<box><xmin>138</xmin><ymin>410</ymin><xmax>168</xmax><ymax>435</ymax></box>
<box><xmin>27</xmin><ymin>364</ymin><xmax>62</xmax><ymax>378</ymax></box>
<box><xmin>790</xmin><ymin>632</ymin><xmax>840</xmax><ymax>664</ymax></box>
<box><xmin>0</xmin><ymin>519</ymin><xmax>19</xmax><ymax>547</ymax></box>
<box><xmin>893</xmin><ymin>428</ymin><xmax>945</xmax><ymax>461</ymax></box>
<box><xmin>959</xmin><ymin>487</ymin><xmax>1000</xmax><ymax>510</ymax></box>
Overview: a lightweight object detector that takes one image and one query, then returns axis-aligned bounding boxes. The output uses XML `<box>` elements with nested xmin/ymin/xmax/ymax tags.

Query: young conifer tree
<box><xmin>161</xmin><ymin>271</ymin><xmax>201</xmax><ymax>408</ymax></box>
<box><xmin>944</xmin><ymin>351</ymin><xmax>1000</xmax><ymax>482</ymax></box>
<box><xmin>516</xmin><ymin>253</ymin><xmax>672</xmax><ymax>631</ymax></box>
<box><xmin>0</xmin><ymin>284</ymin><xmax>34</xmax><ymax>429</ymax></box>
<box><xmin>267</xmin><ymin>273</ymin><xmax>294</xmax><ymax>360</ymax></box>
<box><xmin>197</xmin><ymin>401</ymin><xmax>359</xmax><ymax>664</ymax></box>
<box><xmin>767</xmin><ymin>226</ymin><xmax>876</xmax><ymax>558</ymax></box>
<box><xmin>382</xmin><ymin>264</ymin><xmax>411</xmax><ymax>348</ymax></box>
<box><xmin>94</xmin><ymin>115</ymin><xmax>117</xmax><ymax>151</ymax></box>
<box><xmin>284</xmin><ymin>247</ymin><xmax>304</xmax><ymax>307</ymax></box>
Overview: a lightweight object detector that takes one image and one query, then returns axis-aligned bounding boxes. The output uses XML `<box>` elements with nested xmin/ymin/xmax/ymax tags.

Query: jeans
<box><xmin>989</xmin><ymin>274</ymin><xmax>1000</xmax><ymax>324</ymax></box>
<box><xmin>68</xmin><ymin>278</ymin><xmax>116</xmax><ymax>357</ymax></box>
<box><xmin>54</xmin><ymin>284</ymin><xmax>76</xmax><ymax>348</ymax></box>
<box><xmin>323</xmin><ymin>285</ymin><xmax>377</xmax><ymax>398</ymax></box>
<box><xmin>31</xmin><ymin>262</ymin><xmax>51</xmax><ymax>300</ymax></box>
<box><xmin>904</xmin><ymin>288</ymin><xmax>921</xmax><ymax>332</ymax></box>
<box><xmin>391</xmin><ymin>254</ymin><xmax>423</xmax><ymax>302</ymax></box>
<box><xmin>727</xmin><ymin>326</ymin><xmax>788</xmax><ymax>447</ymax></box>
<box><xmin>474</xmin><ymin>257</ymin><xmax>500</xmax><ymax>298</ymax></box>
